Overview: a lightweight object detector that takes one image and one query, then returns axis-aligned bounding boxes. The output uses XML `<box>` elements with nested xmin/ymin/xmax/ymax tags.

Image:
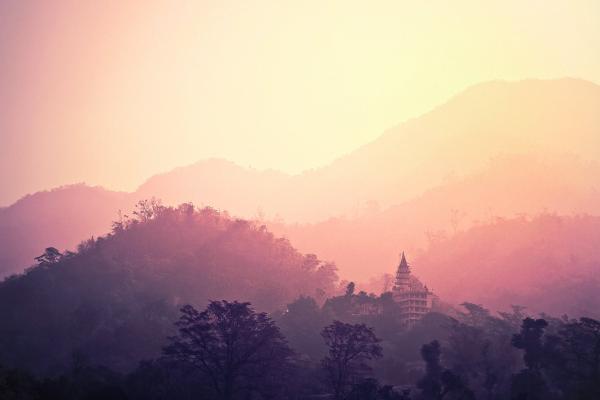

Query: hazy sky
<box><xmin>1</xmin><ymin>0</ymin><xmax>599</xmax><ymax>205</ymax></box>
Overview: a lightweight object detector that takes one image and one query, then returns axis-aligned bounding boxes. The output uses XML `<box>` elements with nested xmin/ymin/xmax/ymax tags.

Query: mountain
<box><xmin>136</xmin><ymin>78</ymin><xmax>600</xmax><ymax>222</ymax></box>
<box><xmin>0</xmin><ymin>184</ymin><xmax>131</xmax><ymax>277</ymax></box>
<box><xmin>269</xmin><ymin>154</ymin><xmax>600</xmax><ymax>280</ymax></box>
<box><xmin>0</xmin><ymin>204</ymin><xmax>337</xmax><ymax>374</ymax></box>
<box><xmin>1</xmin><ymin>78</ymin><xmax>599</xmax><ymax>281</ymax></box>
<box><xmin>136</xmin><ymin>158</ymin><xmax>289</xmax><ymax>219</ymax></box>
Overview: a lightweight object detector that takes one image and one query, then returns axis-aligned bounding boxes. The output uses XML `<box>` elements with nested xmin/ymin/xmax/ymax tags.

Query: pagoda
<box><xmin>392</xmin><ymin>252</ymin><xmax>435</xmax><ymax>327</ymax></box>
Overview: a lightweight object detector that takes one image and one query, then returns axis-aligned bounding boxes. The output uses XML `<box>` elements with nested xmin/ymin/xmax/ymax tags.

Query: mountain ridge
<box><xmin>1</xmin><ymin>78</ymin><xmax>599</xmax><ymax>284</ymax></box>
<box><xmin>132</xmin><ymin>77</ymin><xmax>600</xmax><ymax>222</ymax></box>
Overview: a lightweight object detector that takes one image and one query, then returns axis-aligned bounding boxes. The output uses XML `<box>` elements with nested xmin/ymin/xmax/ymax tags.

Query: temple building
<box><xmin>392</xmin><ymin>252</ymin><xmax>436</xmax><ymax>328</ymax></box>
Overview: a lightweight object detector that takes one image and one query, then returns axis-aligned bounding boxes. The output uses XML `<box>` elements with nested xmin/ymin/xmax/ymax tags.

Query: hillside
<box><xmin>0</xmin><ymin>203</ymin><xmax>337</xmax><ymax>374</ymax></box>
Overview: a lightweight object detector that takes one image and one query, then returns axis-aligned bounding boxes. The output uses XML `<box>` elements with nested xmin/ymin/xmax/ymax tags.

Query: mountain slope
<box><xmin>137</xmin><ymin>78</ymin><xmax>600</xmax><ymax>222</ymax></box>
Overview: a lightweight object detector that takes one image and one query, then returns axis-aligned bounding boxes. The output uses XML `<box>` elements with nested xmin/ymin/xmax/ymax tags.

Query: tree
<box><xmin>418</xmin><ymin>340</ymin><xmax>443</xmax><ymax>400</ymax></box>
<box><xmin>163</xmin><ymin>301</ymin><xmax>292</xmax><ymax>400</ymax></box>
<box><xmin>132</xmin><ymin>198</ymin><xmax>164</xmax><ymax>222</ymax></box>
<box><xmin>417</xmin><ymin>340</ymin><xmax>474</xmax><ymax>400</ymax></box>
<box><xmin>511</xmin><ymin>318</ymin><xmax>548</xmax><ymax>371</ymax></box>
<box><xmin>539</xmin><ymin>317</ymin><xmax>600</xmax><ymax>400</ymax></box>
<box><xmin>34</xmin><ymin>247</ymin><xmax>62</xmax><ymax>266</ymax></box>
<box><xmin>345</xmin><ymin>282</ymin><xmax>355</xmax><ymax>297</ymax></box>
<box><xmin>321</xmin><ymin>320</ymin><xmax>382</xmax><ymax>400</ymax></box>
<box><xmin>510</xmin><ymin>318</ymin><xmax>549</xmax><ymax>400</ymax></box>
<box><xmin>559</xmin><ymin>318</ymin><xmax>600</xmax><ymax>399</ymax></box>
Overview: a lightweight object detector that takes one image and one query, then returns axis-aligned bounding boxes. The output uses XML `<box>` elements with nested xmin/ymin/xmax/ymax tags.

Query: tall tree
<box><xmin>510</xmin><ymin>318</ymin><xmax>550</xmax><ymax>400</ymax></box>
<box><xmin>321</xmin><ymin>320</ymin><xmax>382</xmax><ymax>400</ymax></box>
<box><xmin>164</xmin><ymin>301</ymin><xmax>293</xmax><ymax>400</ymax></box>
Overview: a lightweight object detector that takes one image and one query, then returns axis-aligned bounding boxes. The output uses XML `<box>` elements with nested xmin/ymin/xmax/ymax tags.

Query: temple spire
<box><xmin>394</xmin><ymin>251</ymin><xmax>411</xmax><ymax>289</ymax></box>
<box><xmin>398</xmin><ymin>251</ymin><xmax>410</xmax><ymax>273</ymax></box>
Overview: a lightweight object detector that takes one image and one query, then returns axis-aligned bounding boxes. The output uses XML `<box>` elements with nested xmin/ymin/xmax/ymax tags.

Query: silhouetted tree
<box><xmin>164</xmin><ymin>301</ymin><xmax>293</xmax><ymax>400</ymax></box>
<box><xmin>345</xmin><ymin>282</ymin><xmax>355</xmax><ymax>297</ymax></box>
<box><xmin>132</xmin><ymin>198</ymin><xmax>164</xmax><ymax>222</ymax></box>
<box><xmin>417</xmin><ymin>340</ymin><xmax>474</xmax><ymax>400</ymax></box>
<box><xmin>512</xmin><ymin>318</ymin><xmax>548</xmax><ymax>371</ymax></box>
<box><xmin>34</xmin><ymin>247</ymin><xmax>62</xmax><ymax>266</ymax></box>
<box><xmin>321</xmin><ymin>320</ymin><xmax>382</xmax><ymax>400</ymax></box>
<box><xmin>558</xmin><ymin>317</ymin><xmax>600</xmax><ymax>399</ymax></box>
<box><xmin>510</xmin><ymin>318</ymin><xmax>549</xmax><ymax>400</ymax></box>
<box><xmin>536</xmin><ymin>317</ymin><xmax>600</xmax><ymax>400</ymax></box>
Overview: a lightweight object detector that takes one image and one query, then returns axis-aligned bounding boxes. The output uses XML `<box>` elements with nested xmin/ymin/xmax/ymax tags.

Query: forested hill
<box><xmin>0</xmin><ymin>201</ymin><xmax>338</xmax><ymax>375</ymax></box>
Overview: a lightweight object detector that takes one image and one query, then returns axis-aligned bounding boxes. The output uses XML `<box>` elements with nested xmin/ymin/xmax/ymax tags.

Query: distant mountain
<box><xmin>0</xmin><ymin>204</ymin><xmax>337</xmax><ymax>374</ymax></box>
<box><xmin>0</xmin><ymin>184</ymin><xmax>131</xmax><ymax>277</ymax></box>
<box><xmin>136</xmin><ymin>158</ymin><xmax>289</xmax><ymax>218</ymax></box>
<box><xmin>136</xmin><ymin>78</ymin><xmax>600</xmax><ymax>222</ymax></box>
<box><xmin>269</xmin><ymin>154</ymin><xmax>600</xmax><ymax>280</ymax></box>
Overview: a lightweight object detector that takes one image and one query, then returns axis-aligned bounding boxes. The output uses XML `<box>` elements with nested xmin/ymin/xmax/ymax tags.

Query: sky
<box><xmin>0</xmin><ymin>0</ymin><xmax>599</xmax><ymax>206</ymax></box>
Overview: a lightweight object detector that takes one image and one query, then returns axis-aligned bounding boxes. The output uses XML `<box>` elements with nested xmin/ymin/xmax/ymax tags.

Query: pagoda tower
<box><xmin>391</xmin><ymin>251</ymin><xmax>436</xmax><ymax>328</ymax></box>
